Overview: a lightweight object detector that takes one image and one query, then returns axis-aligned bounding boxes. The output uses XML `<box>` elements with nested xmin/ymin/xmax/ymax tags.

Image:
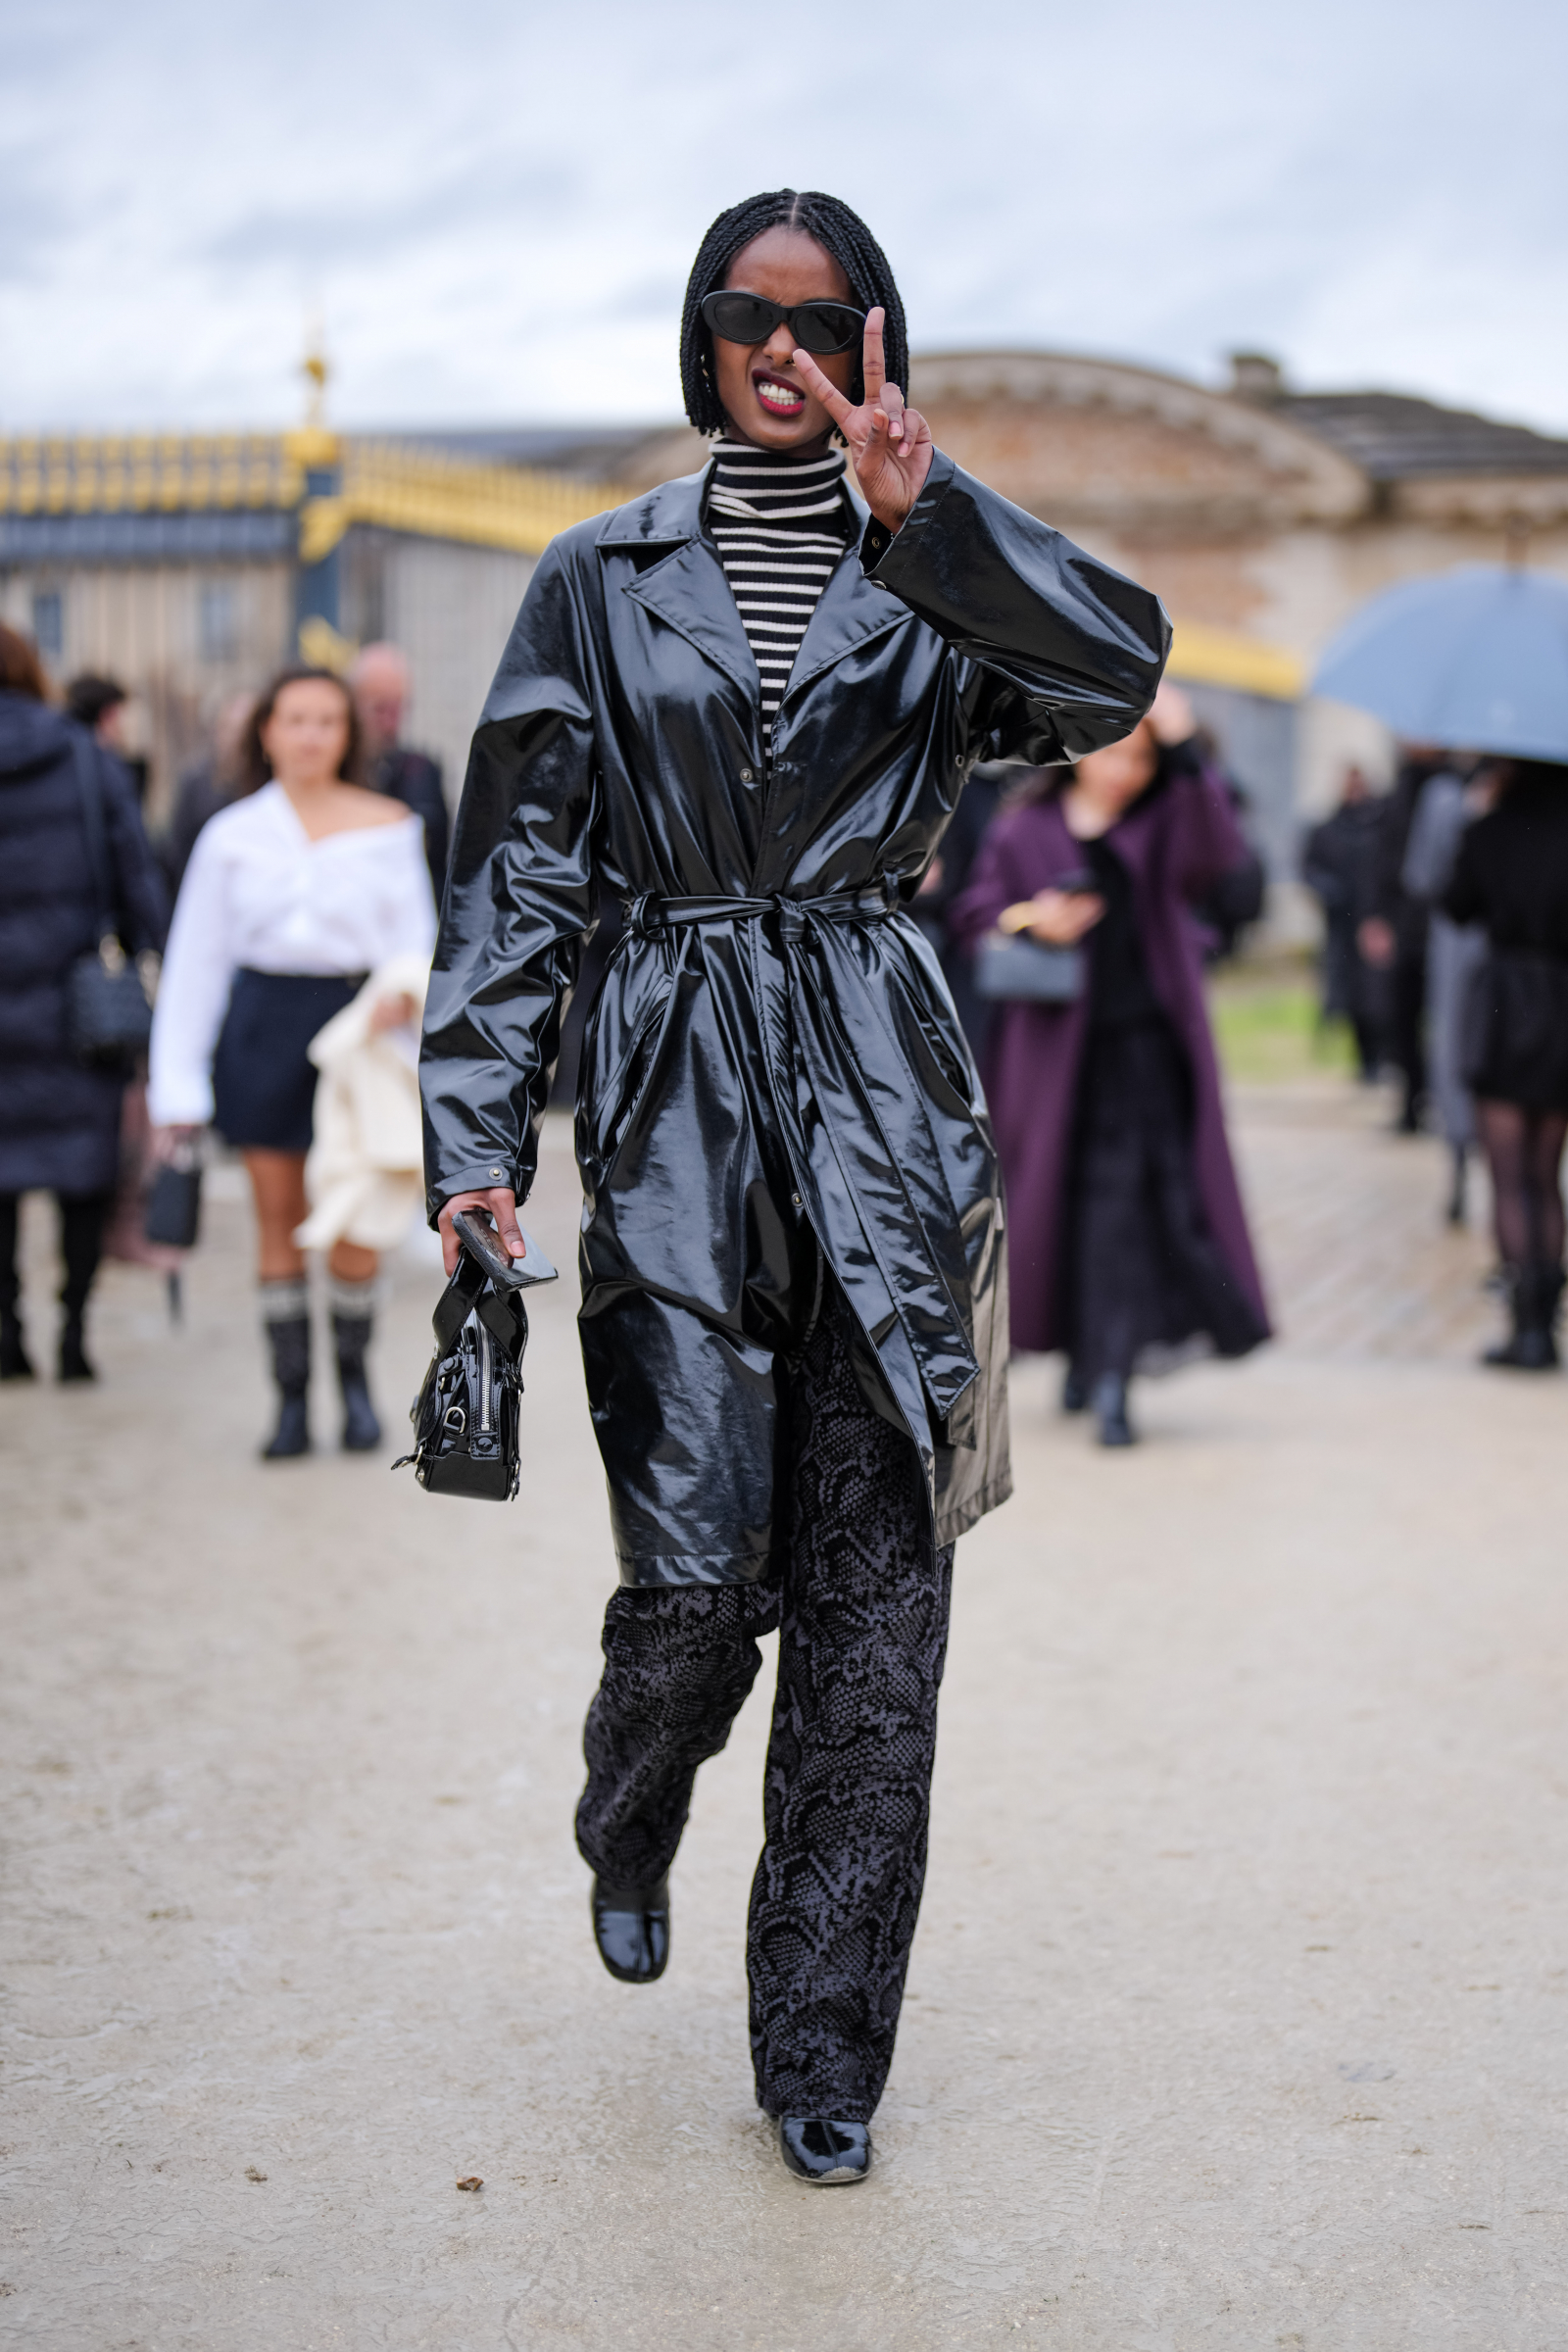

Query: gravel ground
<box><xmin>2</xmin><ymin>1091</ymin><xmax>1565</xmax><ymax>2349</ymax></box>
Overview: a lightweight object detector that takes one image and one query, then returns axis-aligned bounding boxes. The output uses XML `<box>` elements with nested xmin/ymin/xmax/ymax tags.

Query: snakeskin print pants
<box><xmin>574</xmin><ymin>1285</ymin><xmax>955</xmax><ymax>2123</ymax></box>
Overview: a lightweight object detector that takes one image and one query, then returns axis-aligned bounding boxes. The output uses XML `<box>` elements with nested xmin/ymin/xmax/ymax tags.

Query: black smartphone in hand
<box><xmin>452</xmin><ymin>1208</ymin><xmax>559</xmax><ymax>1290</ymax></box>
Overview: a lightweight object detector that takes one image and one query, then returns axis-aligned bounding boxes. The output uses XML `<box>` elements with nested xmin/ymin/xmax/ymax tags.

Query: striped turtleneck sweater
<box><xmin>708</xmin><ymin>439</ymin><xmax>851</xmax><ymax>752</ymax></box>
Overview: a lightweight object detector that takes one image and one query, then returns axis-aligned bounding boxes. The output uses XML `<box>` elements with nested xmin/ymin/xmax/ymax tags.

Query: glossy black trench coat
<box><xmin>420</xmin><ymin>450</ymin><xmax>1170</xmax><ymax>1583</ymax></box>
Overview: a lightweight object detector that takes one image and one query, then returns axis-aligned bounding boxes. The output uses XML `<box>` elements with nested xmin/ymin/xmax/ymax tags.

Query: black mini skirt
<box><xmin>212</xmin><ymin>968</ymin><xmax>367</xmax><ymax>1152</ymax></box>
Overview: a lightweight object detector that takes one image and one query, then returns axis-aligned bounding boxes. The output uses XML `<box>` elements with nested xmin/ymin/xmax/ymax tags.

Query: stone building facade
<box><xmin>906</xmin><ymin>352</ymin><xmax>1568</xmax><ymax>879</ymax></box>
<box><xmin>4</xmin><ymin>356</ymin><xmax>1566</xmax><ymax>894</ymax></box>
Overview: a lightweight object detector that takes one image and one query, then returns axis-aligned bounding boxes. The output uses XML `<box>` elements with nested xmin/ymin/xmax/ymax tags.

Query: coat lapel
<box><xmin>622</xmin><ymin>537</ymin><xmax>760</xmax><ymax>709</ymax></box>
<box><xmin>777</xmin><ymin>492</ymin><xmax>910</xmax><ymax>710</ymax></box>
<box><xmin>607</xmin><ymin>468</ymin><xmax>909</xmax><ymax>723</ymax></box>
<box><xmin>608</xmin><ymin>465</ymin><xmax>760</xmax><ymax>711</ymax></box>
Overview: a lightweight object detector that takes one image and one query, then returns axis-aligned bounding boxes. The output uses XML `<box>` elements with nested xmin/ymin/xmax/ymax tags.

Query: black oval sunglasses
<box><xmin>700</xmin><ymin>289</ymin><xmax>866</xmax><ymax>356</ymax></box>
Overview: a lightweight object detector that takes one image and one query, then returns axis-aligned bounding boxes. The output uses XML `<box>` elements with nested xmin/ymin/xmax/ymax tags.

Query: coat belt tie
<box><xmin>621</xmin><ymin>873</ymin><xmax>901</xmax><ymax>940</ymax></box>
<box><xmin>616</xmin><ymin>871</ymin><xmax>980</xmax><ymax>1450</ymax></box>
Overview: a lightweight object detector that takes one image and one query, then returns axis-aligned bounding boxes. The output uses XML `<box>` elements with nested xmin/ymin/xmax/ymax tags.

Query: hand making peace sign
<box><xmin>791</xmin><ymin>307</ymin><xmax>934</xmax><ymax>536</ymax></box>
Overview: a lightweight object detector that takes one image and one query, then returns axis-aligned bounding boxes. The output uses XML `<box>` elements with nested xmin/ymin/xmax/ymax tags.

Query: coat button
<box><xmin>739</xmin><ymin>766</ymin><xmax>754</xmax><ymax>783</ymax></box>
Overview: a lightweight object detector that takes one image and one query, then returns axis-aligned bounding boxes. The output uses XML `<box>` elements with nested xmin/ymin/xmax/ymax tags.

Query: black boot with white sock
<box><xmin>329</xmin><ymin>1276</ymin><xmax>381</xmax><ymax>1451</ymax></box>
<box><xmin>261</xmin><ymin>1277</ymin><xmax>312</xmax><ymax>1458</ymax></box>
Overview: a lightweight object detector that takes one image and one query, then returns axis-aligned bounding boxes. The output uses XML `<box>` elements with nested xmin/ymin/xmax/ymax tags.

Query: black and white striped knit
<box><xmin>707</xmin><ymin>440</ymin><xmax>851</xmax><ymax>753</ymax></box>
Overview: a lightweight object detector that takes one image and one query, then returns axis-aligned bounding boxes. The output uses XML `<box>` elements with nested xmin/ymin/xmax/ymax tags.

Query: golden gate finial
<box><xmin>301</xmin><ymin>337</ymin><xmax>329</xmax><ymax>428</ymax></box>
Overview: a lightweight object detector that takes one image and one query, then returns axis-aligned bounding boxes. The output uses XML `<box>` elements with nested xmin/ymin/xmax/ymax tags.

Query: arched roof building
<box><xmin>4</xmin><ymin>351</ymin><xmax>1566</xmax><ymax>892</ymax></box>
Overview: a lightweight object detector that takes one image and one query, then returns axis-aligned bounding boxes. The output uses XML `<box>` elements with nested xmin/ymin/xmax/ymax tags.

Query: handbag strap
<box><xmin>476</xmin><ymin>1285</ymin><xmax>527</xmax><ymax>1362</ymax></box>
<box><xmin>70</xmin><ymin>731</ymin><xmax>121</xmax><ymax>949</ymax></box>
<box><xmin>429</xmin><ymin>1250</ymin><xmax>528</xmax><ymax>1363</ymax></box>
<box><xmin>431</xmin><ymin>1252</ymin><xmax>487</xmax><ymax>1353</ymax></box>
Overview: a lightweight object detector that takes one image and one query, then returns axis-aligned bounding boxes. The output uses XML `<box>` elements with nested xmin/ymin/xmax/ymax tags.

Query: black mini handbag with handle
<box><xmin>395</xmin><ymin>1211</ymin><xmax>558</xmax><ymax>1501</ymax></box>
<box><xmin>144</xmin><ymin>1137</ymin><xmax>203</xmax><ymax>1249</ymax></box>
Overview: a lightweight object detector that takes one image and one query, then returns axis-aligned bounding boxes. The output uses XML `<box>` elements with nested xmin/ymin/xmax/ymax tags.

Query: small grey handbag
<box><xmin>974</xmin><ymin>933</ymin><xmax>1084</xmax><ymax>1004</ymax></box>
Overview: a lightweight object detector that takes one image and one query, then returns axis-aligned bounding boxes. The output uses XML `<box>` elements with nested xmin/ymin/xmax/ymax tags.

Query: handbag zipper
<box><xmin>477</xmin><ymin>1318</ymin><xmax>493</xmax><ymax>1435</ymax></box>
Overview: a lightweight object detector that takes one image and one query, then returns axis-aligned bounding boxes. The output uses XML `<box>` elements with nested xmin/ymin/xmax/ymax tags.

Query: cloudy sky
<box><xmin>4</xmin><ymin>0</ymin><xmax>1565</xmax><ymax>436</ymax></box>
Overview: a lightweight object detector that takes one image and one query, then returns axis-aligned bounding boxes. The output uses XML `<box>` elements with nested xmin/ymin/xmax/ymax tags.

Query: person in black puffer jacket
<box><xmin>0</xmin><ymin>624</ymin><xmax>167</xmax><ymax>1382</ymax></box>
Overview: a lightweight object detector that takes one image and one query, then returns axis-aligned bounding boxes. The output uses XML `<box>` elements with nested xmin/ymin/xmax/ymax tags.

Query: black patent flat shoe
<box><xmin>591</xmin><ymin>1875</ymin><xmax>669</xmax><ymax>1984</ymax></box>
<box><xmin>777</xmin><ymin>2116</ymin><xmax>871</xmax><ymax>2185</ymax></box>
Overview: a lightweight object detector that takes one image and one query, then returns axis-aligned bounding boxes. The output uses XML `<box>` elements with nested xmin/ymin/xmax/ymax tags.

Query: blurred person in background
<box><xmin>350</xmin><ymin>644</ymin><xmax>449</xmax><ymax>907</ymax></box>
<box><xmin>953</xmin><ymin>684</ymin><xmax>1269</xmax><ymax>1448</ymax></box>
<box><xmin>149</xmin><ymin>666</ymin><xmax>435</xmax><ymax>1454</ymax></box>
<box><xmin>66</xmin><ymin>672</ymin><xmax>149</xmax><ymax>807</ymax></box>
<box><xmin>159</xmin><ymin>690</ymin><xmax>257</xmax><ymax>899</ymax></box>
<box><xmin>1401</xmin><ymin>758</ymin><xmax>1497</xmax><ymax>1224</ymax></box>
<box><xmin>69</xmin><ymin>675</ymin><xmax>170</xmax><ymax>1269</ymax></box>
<box><xmin>1443</xmin><ymin>757</ymin><xmax>1568</xmax><ymax>1369</ymax></box>
<box><xmin>1301</xmin><ymin>764</ymin><xmax>1387</xmax><ymax>1081</ymax></box>
<box><xmin>0</xmin><ymin>625</ymin><xmax>167</xmax><ymax>1381</ymax></box>
<box><xmin>1360</xmin><ymin>746</ymin><xmax>1447</xmax><ymax>1131</ymax></box>
<box><xmin>911</xmin><ymin>759</ymin><xmax>1005</xmax><ymax>1058</ymax></box>
<box><xmin>1187</xmin><ymin>737</ymin><xmax>1265</xmax><ymax>963</ymax></box>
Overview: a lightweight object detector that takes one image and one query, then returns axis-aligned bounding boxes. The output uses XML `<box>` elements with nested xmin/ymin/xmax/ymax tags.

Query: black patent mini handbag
<box><xmin>395</xmin><ymin>1211</ymin><xmax>558</xmax><ymax>1501</ymax></box>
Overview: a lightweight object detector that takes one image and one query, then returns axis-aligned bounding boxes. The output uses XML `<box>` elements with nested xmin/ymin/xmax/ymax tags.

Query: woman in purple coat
<box><xmin>953</xmin><ymin>686</ymin><xmax>1269</xmax><ymax>1446</ymax></box>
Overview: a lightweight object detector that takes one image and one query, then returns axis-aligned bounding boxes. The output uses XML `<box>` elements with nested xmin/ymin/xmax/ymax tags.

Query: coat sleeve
<box><xmin>421</xmin><ymin>759</ymin><xmax>451</xmax><ymax>904</ymax></box>
<box><xmin>100</xmin><ymin>747</ymin><xmax>170</xmax><ymax>954</ymax></box>
<box><xmin>385</xmin><ymin>822</ymin><xmax>440</xmax><ymax>961</ymax></box>
<box><xmin>401</xmin><ymin>755</ymin><xmax>450</xmax><ymax>907</ymax></box>
<box><xmin>1442</xmin><ymin>821</ymin><xmax>1486</xmax><ymax>928</ymax></box>
<box><xmin>1299</xmin><ymin>819</ymin><xmax>1344</xmax><ymax>909</ymax></box>
<box><xmin>418</xmin><ymin>534</ymin><xmax>600</xmax><ymax>1218</ymax></box>
<box><xmin>949</xmin><ymin>808</ymin><xmax>1032</xmax><ymax>955</ymax></box>
<box><xmin>146</xmin><ymin>816</ymin><xmax>236</xmax><ymax>1126</ymax></box>
<box><xmin>1401</xmin><ymin>777</ymin><xmax>1466</xmax><ymax>904</ymax></box>
<box><xmin>1163</xmin><ymin>753</ymin><xmax>1251</xmax><ymax>901</ymax></box>
<box><xmin>861</xmin><ymin>452</ymin><xmax>1170</xmax><ymax>762</ymax></box>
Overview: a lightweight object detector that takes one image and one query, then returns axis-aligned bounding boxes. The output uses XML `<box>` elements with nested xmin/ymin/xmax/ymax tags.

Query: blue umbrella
<box><xmin>1311</xmin><ymin>564</ymin><xmax>1568</xmax><ymax>760</ymax></box>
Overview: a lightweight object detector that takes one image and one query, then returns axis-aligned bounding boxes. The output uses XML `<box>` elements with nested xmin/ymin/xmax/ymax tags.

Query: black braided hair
<box><xmin>679</xmin><ymin>189</ymin><xmax>908</xmax><ymax>436</ymax></box>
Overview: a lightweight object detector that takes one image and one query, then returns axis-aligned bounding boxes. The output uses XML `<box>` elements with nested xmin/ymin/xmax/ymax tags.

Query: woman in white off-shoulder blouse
<box><xmin>150</xmin><ymin>666</ymin><xmax>435</xmax><ymax>1458</ymax></box>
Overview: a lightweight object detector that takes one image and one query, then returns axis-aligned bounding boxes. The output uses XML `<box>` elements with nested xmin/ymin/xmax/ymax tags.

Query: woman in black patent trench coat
<box><xmin>419</xmin><ymin>191</ymin><xmax>1168</xmax><ymax>2180</ymax></box>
